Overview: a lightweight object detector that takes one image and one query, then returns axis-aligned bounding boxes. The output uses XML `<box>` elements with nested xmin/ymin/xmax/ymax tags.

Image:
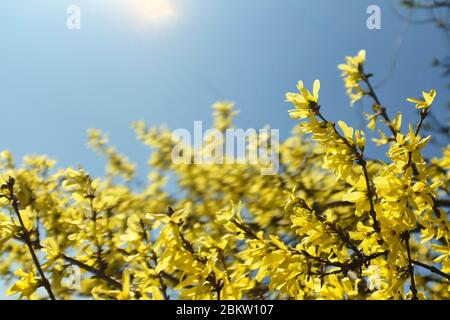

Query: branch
<box><xmin>139</xmin><ymin>218</ymin><xmax>169</xmax><ymax>300</ymax></box>
<box><xmin>435</xmin><ymin>199</ymin><xmax>450</xmax><ymax>207</ymax></box>
<box><xmin>174</xmin><ymin>219</ymin><xmax>223</xmax><ymax>300</ymax></box>
<box><xmin>4</xmin><ymin>177</ymin><xmax>56</xmax><ymax>300</ymax></box>
<box><xmin>320</xmin><ymin>201</ymin><xmax>353</xmax><ymax>211</ymax></box>
<box><xmin>412</xmin><ymin>260</ymin><xmax>450</xmax><ymax>281</ymax></box>
<box><xmin>363</xmin><ymin>75</ymin><xmax>398</xmax><ymax>137</ymax></box>
<box><xmin>317</xmin><ymin>111</ymin><xmax>382</xmax><ymax>235</ymax></box>
<box><xmin>403</xmin><ymin>232</ymin><xmax>419</xmax><ymax>300</ymax></box>
<box><xmin>13</xmin><ymin>235</ymin><xmax>123</xmax><ymax>290</ymax></box>
<box><xmin>61</xmin><ymin>254</ymin><xmax>122</xmax><ymax>290</ymax></box>
<box><xmin>231</xmin><ymin>212</ymin><xmax>387</xmax><ymax>276</ymax></box>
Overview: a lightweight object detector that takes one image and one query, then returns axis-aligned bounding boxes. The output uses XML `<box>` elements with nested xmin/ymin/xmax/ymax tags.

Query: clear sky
<box><xmin>0</xmin><ymin>0</ymin><xmax>448</xmax><ymax>298</ymax></box>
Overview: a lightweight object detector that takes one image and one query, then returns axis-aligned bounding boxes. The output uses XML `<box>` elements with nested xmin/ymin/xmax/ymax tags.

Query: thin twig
<box><xmin>317</xmin><ymin>110</ymin><xmax>382</xmax><ymax>235</ymax></box>
<box><xmin>5</xmin><ymin>177</ymin><xmax>56</xmax><ymax>300</ymax></box>
<box><xmin>412</xmin><ymin>260</ymin><xmax>450</xmax><ymax>281</ymax></box>
<box><xmin>13</xmin><ymin>235</ymin><xmax>123</xmax><ymax>290</ymax></box>
<box><xmin>403</xmin><ymin>232</ymin><xmax>419</xmax><ymax>300</ymax></box>
<box><xmin>61</xmin><ymin>254</ymin><xmax>122</xmax><ymax>289</ymax></box>
<box><xmin>139</xmin><ymin>218</ymin><xmax>169</xmax><ymax>300</ymax></box>
<box><xmin>363</xmin><ymin>75</ymin><xmax>398</xmax><ymax>137</ymax></box>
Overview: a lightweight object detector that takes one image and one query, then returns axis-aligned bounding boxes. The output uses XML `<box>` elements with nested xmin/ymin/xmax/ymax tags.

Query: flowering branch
<box><xmin>3</xmin><ymin>177</ymin><xmax>56</xmax><ymax>300</ymax></box>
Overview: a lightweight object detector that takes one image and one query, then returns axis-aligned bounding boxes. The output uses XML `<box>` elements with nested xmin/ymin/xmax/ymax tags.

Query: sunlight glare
<box><xmin>130</xmin><ymin>0</ymin><xmax>176</xmax><ymax>24</ymax></box>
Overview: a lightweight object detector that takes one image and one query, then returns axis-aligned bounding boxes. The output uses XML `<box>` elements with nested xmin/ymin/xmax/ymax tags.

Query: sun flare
<box><xmin>130</xmin><ymin>0</ymin><xmax>176</xmax><ymax>24</ymax></box>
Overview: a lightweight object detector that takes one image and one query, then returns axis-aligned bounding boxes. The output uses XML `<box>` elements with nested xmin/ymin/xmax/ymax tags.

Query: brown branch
<box><xmin>435</xmin><ymin>199</ymin><xmax>450</xmax><ymax>207</ymax></box>
<box><xmin>407</xmin><ymin>109</ymin><xmax>430</xmax><ymax>169</ymax></box>
<box><xmin>412</xmin><ymin>260</ymin><xmax>450</xmax><ymax>281</ymax></box>
<box><xmin>174</xmin><ymin>220</ymin><xmax>223</xmax><ymax>300</ymax></box>
<box><xmin>13</xmin><ymin>235</ymin><xmax>123</xmax><ymax>290</ymax></box>
<box><xmin>231</xmin><ymin>212</ymin><xmax>387</xmax><ymax>277</ymax></box>
<box><xmin>317</xmin><ymin>110</ymin><xmax>382</xmax><ymax>235</ymax></box>
<box><xmin>87</xmin><ymin>194</ymin><xmax>105</xmax><ymax>271</ymax></box>
<box><xmin>403</xmin><ymin>232</ymin><xmax>419</xmax><ymax>300</ymax></box>
<box><xmin>410</xmin><ymin>0</ymin><xmax>450</xmax><ymax>9</ymax></box>
<box><xmin>5</xmin><ymin>177</ymin><xmax>56</xmax><ymax>300</ymax></box>
<box><xmin>139</xmin><ymin>218</ymin><xmax>169</xmax><ymax>300</ymax></box>
<box><xmin>320</xmin><ymin>201</ymin><xmax>353</xmax><ymax>211</ymax></box>
<box><xmin>363</xmin><ymin>75</ymin><xmax>398</xmax><ymax>137</ymax></box>
<box><xmin>359</xmin><ymin>158</ymin><xmax>382</xmax><ymax>234</ymax></box>
<box><xmin>61</xmin><ymin>254</ymin><xmax>122</xmax><ymax>290</ymax></box>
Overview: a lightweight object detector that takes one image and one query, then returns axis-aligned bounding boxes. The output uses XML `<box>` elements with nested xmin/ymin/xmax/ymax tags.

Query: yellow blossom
<box><xmin>407</xmin><ymin>89</ymin><xmax>437</xmax><ymax>109</ymax></box>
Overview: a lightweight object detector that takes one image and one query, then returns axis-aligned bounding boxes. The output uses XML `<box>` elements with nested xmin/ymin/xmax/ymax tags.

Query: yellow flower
<box><xmin>0</xmin><ymin>214</ymin><xmax>18</xmax><ymax>248</ymax></box>
<box><xmin>41</xmin><ymin>238</ymin><xmax>61</xmax><ymax>262</ymax></box>
<box><xmin>407</xmin><ymin>89</ymin><xmax>437</xmax><ymax>109</ymax></box>
<box><xmin>338</xmin><ymin>49</ymin><xmax>366</xmax><ymax>104</ymax></box>
<box><xmin>287</xmin><ymin>80</ymin><xmax>320</xmax><ymax>119</ymax></box>
<box><xmin>92</xmin><ymin>269</ymin><xmax>133</xmax><ymax>300</ymax></box>
<box><xmin>212</xmin><ymin>101</ymin><xmax>238</xmax><ymax>132</ymax></box>
<box><xmin>7</xmin><ymin>269</ymin><xmax>40</xmax><ymax>299</ymax></box>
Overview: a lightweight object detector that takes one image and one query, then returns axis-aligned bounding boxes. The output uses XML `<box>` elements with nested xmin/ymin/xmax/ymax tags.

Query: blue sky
<box><xmin>0</xmin><ymin>0</ymin><xmax>449</xmax><ymax>298</ymax></box>
<box><xmin>0</xmin><ymin>0</ymin><xmax>448</xmax><ymax>177</ymax></box>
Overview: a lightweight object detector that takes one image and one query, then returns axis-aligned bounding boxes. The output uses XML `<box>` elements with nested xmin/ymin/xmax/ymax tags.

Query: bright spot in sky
<box><xmin>129</xmin><ymin>0</ymin><xmax>176</xmax><ymax>24</ymax></box>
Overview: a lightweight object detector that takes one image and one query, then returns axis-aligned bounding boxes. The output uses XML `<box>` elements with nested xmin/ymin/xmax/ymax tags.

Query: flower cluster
<box><xmin>0</xmin><ymin>50</ymin><xmax>448</xmax><ymax>300</ymax></box>
<box><xmin>338</xmin><ymin>49</ymin><xmax>367</xmax><ymax>104</ymax></box>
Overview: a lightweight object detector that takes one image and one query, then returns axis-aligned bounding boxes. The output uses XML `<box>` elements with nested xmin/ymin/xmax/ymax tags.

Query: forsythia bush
<box><xmin>0</xmin><ymin>50</ymin><xmax>449</xmax><ymax>300</ymax></box>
